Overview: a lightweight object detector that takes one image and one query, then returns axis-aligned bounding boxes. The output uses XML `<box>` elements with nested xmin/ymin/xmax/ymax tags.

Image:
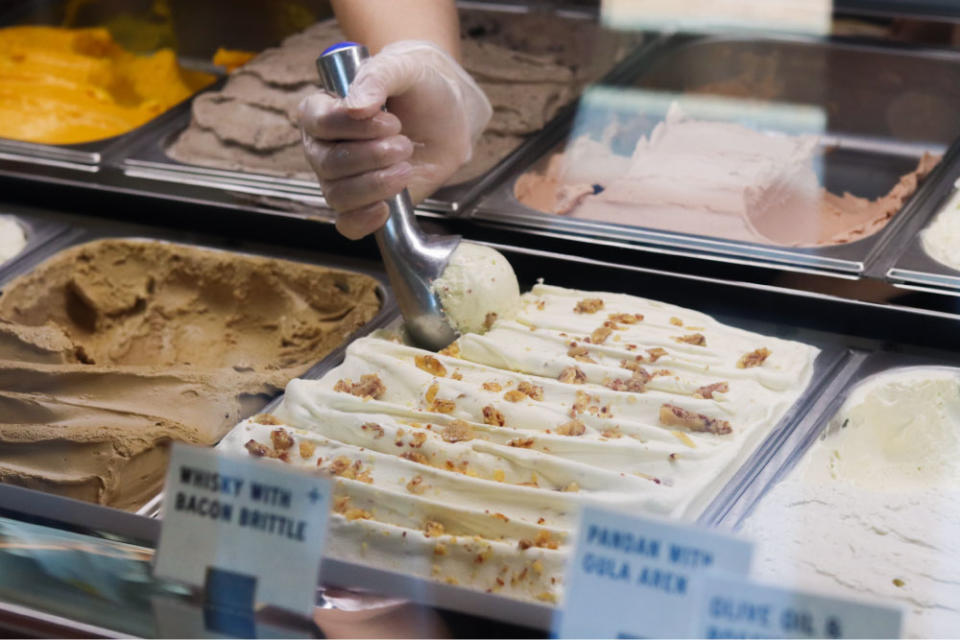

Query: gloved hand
<box><xmin>299</xmin><ymin>40</ymin><xmax>492</xmax><ymax>239</ymax></box>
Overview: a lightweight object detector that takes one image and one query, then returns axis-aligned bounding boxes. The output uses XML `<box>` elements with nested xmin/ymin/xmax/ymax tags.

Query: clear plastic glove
<box><xmin>299</xmin><ymin>40</ymin><xmax>492</xmax><ymax>239</ymax></box>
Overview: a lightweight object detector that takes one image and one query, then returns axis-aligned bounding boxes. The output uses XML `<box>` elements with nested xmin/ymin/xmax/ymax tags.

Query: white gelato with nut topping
<box><xmin>219</xmin><ymin>284</ymin><xmax>818</xmax><ymax>603</ymax></box>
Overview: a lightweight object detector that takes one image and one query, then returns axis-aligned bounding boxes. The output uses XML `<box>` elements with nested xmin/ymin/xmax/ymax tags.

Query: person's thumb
<box><xmin>344</xmin><ymin>52</ymin><xmax>422</xmax><ymax>119</ymax></box>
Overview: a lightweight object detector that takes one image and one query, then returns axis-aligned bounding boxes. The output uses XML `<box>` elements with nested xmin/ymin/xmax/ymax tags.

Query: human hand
<box><xmin>300</xmin><ymin>41</ymin><xmax>492</xmax><ymax>239</ymax></box>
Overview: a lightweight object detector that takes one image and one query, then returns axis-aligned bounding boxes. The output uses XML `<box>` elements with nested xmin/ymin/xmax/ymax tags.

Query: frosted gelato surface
<box><xmin>0</xmin><ymin>239</ymin><xmax>381</xmax><ymax>509</ymax></box>
<box><xmin>221</xmin><ymin>284</ymin><xmax>818</xmax><ymax>604</ymax></box>
<box><xmin>742</xmin><ymin>367</ymin><xmax>960</xmax><ymax>637</ymax></box>
<box><xmin>432</xmin><ymin>242</ymin><xmax>520</xmax><ymax>335</ymax></box>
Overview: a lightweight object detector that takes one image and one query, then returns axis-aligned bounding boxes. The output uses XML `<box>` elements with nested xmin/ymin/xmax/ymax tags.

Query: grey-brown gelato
<box><xmin>167</xmin><ymin>12</ymin><xmax>636</xmax><ymax>185</ymax></box>
<box><xmin>0</xmin><ymin>239</ymin><xmax>381</xmax><ymax>510</ymax></box>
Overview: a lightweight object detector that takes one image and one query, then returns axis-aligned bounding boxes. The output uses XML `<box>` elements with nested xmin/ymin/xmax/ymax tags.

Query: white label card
<box><xmin>153</xmin><ymin>443</ymin><xmax>332</xmax><ymax>616</ymax></box>
<box><xmin>601</xmin><ymin>0</ymin><xmax>832</xmax><ymax>36</ymax></box>
<box><xmin>692</xmin><ymin>574</ymin><xmax>903</xmax><ymax>639</ymax></box>
<box><xmin>556</xmin><ymin>506</ymin><xmax>753</xmax><ymax>638</ymax></box>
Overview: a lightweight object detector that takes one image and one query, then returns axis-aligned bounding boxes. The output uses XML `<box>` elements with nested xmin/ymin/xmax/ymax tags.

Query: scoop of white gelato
<box><xmin>432</xmin><ymin>242</ymin><xmax>520</xmax><ymax>335</ymax></box>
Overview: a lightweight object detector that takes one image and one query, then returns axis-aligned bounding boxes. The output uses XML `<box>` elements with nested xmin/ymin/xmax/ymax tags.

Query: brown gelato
<box><xmin>514</xmin><ymin>108</ymin><xmax>939</xmax><ymax>247</ymax></box>
<box><xmin>166</xmin><ymin>12</ymin><xmax>636</xmax><ymax>186</ymax></box>
<box><xmin>0</xmin><ymin>239</ymin><xmax>381</xmax><ymax>509</ymax></box>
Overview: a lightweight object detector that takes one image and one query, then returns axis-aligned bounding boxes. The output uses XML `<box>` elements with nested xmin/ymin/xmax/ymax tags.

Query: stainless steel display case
<box><xmin>883</xmin><ymin>139</ymin><xmax>960</xmax><ymax>294</ymax></box>
<box><xmin>9</xmin><ymin>233</ymin><xmax>960</xmax><ymax>631</ymax></box>
<box><xmin>473</xmin><ymin>33</ymin><xmax>960</xmax><ymax>277</ymax></box>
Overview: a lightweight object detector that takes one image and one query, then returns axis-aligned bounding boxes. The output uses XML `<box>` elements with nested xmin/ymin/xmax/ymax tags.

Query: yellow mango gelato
<box><xmin>0</xmin><ymin>26</ymin><xmax>214</xmax><ymax>145</ymax></box>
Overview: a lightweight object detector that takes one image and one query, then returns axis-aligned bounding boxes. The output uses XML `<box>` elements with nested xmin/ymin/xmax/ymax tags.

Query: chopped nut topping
<box><xmin>503</xmin><ymin>389</ymin><xmax>527</xmax><ymax>402</ymax></box>
<box><xmin>424</xmin><ymin>520</ymin><xmax>445</xmax><ymax>538</ymax></box>
<box><xmin>574</xmin><ymin>298</ymin><xmax>604</xmax><ymax>314</ymax></box>
<box><xmin>694</xmin><ymin>382</ymin><xmax>729</xmax><ymax>399</ymax></box>
<box><xmin>334</xmin><ymin>373</ymin><xmax>386</xmax><ymax>399</ymax></box>
<box><xmin>674</xmin><ymin>333</ymin><xmax>706</xmax><ymax>346</ymax></box>
<box><xmin>299</xmin><ymin>441</ymin><xmax>316</xmax><ymax>459</ymax></box>
<box><xmin>567</xmin><ymin>344</ymin><xmax>596</xmax><ymax>363</ymax></box>
<box><xmin>591</xmin><ymin>325</ymin><xmax>613</xmax><ymax>344</ymax></box>
<box><xmin>432</xmin><ymin>399</ymin><xmax>456</xmax><ymax>413</ymax></box>
<box><xmin>647</xmin><ymin>347</ymin><xmax>668</xmax><ymax>362</ymax></box>
<box><xmin>659</xmin><ymin>404</ymin><xmax>732</xmax><ymax>435</ymax></box>
<box><xmin>438</xmin><ymin>342</ymin><xmax>461</xmax><ymax>358</ymax></box>
<box><xmin>738</xmin><ymin>347</ymin><xmax>771</xmax><ymax>369</ymax></box>
<box><xmin>415</xmin><ymin>355</ymin><xmax>447</xmax><ymax>377</ymax></box>
<box><xmin>536</xmin><ymin>592</ymin><xmax>557</xmax><ymax>604</ymax></box>
<box><xmin>361</xmin><ymin>422</ymin><xmax>385</xmax><ymax>439</ymax></box>
<box><xmin>244</xmin><ymin>439</ymin><xmax>275</xmax><ymax>458</ymax></box>
<box><xmin>434</xmin><ymin>543</ymin><xmax>448</xmax><ymax>556</ymax></box>
<box><xmin>493</xmin><ymin>469</ymin><xmax>505</xmax><ymax>482</ymax></box>
<box><xmin>558</xmin><ymin>366</ymin><xmax>587</xmax><ymax>384</ymax></box>
<box><xmin>557</xmin><ymin>419</ymin><xmax>586</xmax><ymax>436</ymax></box>
<box><xmin>518</xmin><ymin>539</ymin><xmax>532</xmax><ymax>551</ymax></box>
<box><xmin>563</xmin><ymin>481</ymin><xmax>580</xmax><ymax>492</ymax></box>
<box><xmin>410</xmin><ymin>432</ymin><xmax>428</xmax><ymax>447</ymax></box>
<box><xmin>327</xmin><ymin>456</ymin><xmax>373</xmax><ymax>483</ymax></box>
<box><xmin>517</xmin><ymin>381</ymin><xmax>544</xmax><ymax>401</ymax></box>
<box><xmin>669</xmin><ymin>316</ymin><xmax>683</xmax><ymax>326</ymax></box>
<box><xmin>451</xmin><ymin>371</ymin><xmax>463</xmax><ymax>381</ymax></box>
<box><xmin>605</xmin><ymin>372</ymin><xmax>648</xmax><ymax>393</ymax></box>
<box><xmin>482</xmin><ymin>405</ymin><xmax>505</xmax><ymax>426</ymax></box>
<box><xmin>608</xmin><ymin>312</ymin><xmax>643</xmax><ymax>324</ymax></box>
<box><xmin>483</xmin><ymin>312</ymin><xmax>498</xmax><ymax>331</ymax></box>
<box><xmin>442</xmin><ymin>420</ymin><xmax>474</xmax><ymax>443</ymax></box>
<box><xmin>482</xmin><ymin>381</ymin><xmax>502</xmax><ymax>392</ymax></box>
<box><xmin>401</xmin><ymin>451</ymin><xmax>429</xmax><ymax>464</ymax></box>
<box><xmin>491</xmin><ymin>512</ymin><xmax>510</xmax><ymax>522</ymax></box>
<box><xmin>570</xmin><ymin>390</ymin><xmax>590</xmax><ymax>416</ymax></box>
<box><xmin>601</xmin><ymin>427</ymin><xmax>622</xmax><ymax>439</ymax></box>
<box><xmin>270</xmin><ymin>428</ymin><xmax>294</xmax><ymax>451</ymax></box>
<box><xmin>406</xmin><ymin>475</ymin><xmax>427</xmax><ymax>494</ymax></box>
<box><xmin>251</xmin><ymin>414</ymin><xmax>282</xmax><ymax>425</ymax></box>
<box><xmin>425</xmin><ymin>383</ymin><xmax>439</xmax><ymax>405</ymax></box>
<box><xmin>507</xmin><ymin>437</ymin><xmax>535</xmax><ymax>448</ymax></box>
<box><xmin>526</xmin><ymin>530</ymin><xmax>560</xmax><ymax>549</ymax></box>
<box><xmin>535</xmin><ymin>299</ymin><xmax>546</xmax><ymax>310</ymax></box>
<box><xmin>333</xmin><ymin>497</ymin><xmax>372</xmax><ymax>521</ymax></box>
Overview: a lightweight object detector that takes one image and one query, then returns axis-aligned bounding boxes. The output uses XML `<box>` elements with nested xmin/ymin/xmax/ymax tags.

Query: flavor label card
<box><xmin>691</xmin><ymin>574</ymin><xmax>903</xmax><ymax>639</ymax></box>
<box><xmin>556</xmin><ymin>506</ymin><xmax>753</xmax><ymax>638</ymax></box>
<box><xmin>154</xmin><ymin>443</ymin><xmax>332</xmax><ymax>616</ymax></box>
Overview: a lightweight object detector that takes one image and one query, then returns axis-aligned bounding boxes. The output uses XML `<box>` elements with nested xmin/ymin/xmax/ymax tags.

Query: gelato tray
<box><xmin>0</xmin><ymin>4</ymin><xmax>224</xmax><ymax>171</ymax></box>
<box><xmin>0</xmin><ymin>211</ymin><xmax>70</xmax><ymax>280</ymax></box>
<box><xmin>0</xmin><ymin>231</ymin><xmax>396</xmax><ymax>512</ymax></box>
<box><xmin>132</xmin><ymin>244</ymin><xmax>848</xmax><ymax>629</ymax></box>
<box><xmin>884</xmin><ymin>138</ymin><xmax>960</xmax><ymax>293</ymax></box>
<box><xmin>474</xmin><ymin>34</ymin><xmax>960</xmax><ymax>276</ymax></box>
<box><xmin>120</xmin><ymin>5</ymin><xmax>646</xmax><ymax>214</ymax></box>
<box><xmin>723</xmin><ymin>351</ymin><xmax>960</xmax><ymax>638</ymax></box>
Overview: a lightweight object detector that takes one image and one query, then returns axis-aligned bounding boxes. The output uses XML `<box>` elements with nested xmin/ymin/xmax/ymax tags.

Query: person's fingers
<box><xmin>344</xmin><ymin>53</ymin><xmax>423</xmax><ymax>119</ymax></box>
<box><xmin>335</xmin><ymin>202</ymin><xmax>390</xmax><ymax>240</ymax></box>
<box><xmin>305</xmin><ymin>134</ymin><xmax>413</xmax><ymax>181</ymax></box>
<box><xmin>299</xmin><ymin>93</ymin><xmax>401</xmax><ymax>140</ymax></box>
<box><xmin>322</xmin><ymin>162</ymin><xmax>413</xmax><ymax>212</ymax></box>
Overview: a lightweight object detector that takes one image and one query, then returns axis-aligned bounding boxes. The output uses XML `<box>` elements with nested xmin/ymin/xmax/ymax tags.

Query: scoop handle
<box><xmin>316</xmin><ymin>43</ymin><xmax>459</xmax><ymax>350</ymax></box>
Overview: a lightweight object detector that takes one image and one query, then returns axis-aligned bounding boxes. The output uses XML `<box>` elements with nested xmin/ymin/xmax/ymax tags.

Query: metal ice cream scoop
<box><xmin>317</xmin><ymin>43</ymin><xmax>460</xmax><ymax>351</ymax></box>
